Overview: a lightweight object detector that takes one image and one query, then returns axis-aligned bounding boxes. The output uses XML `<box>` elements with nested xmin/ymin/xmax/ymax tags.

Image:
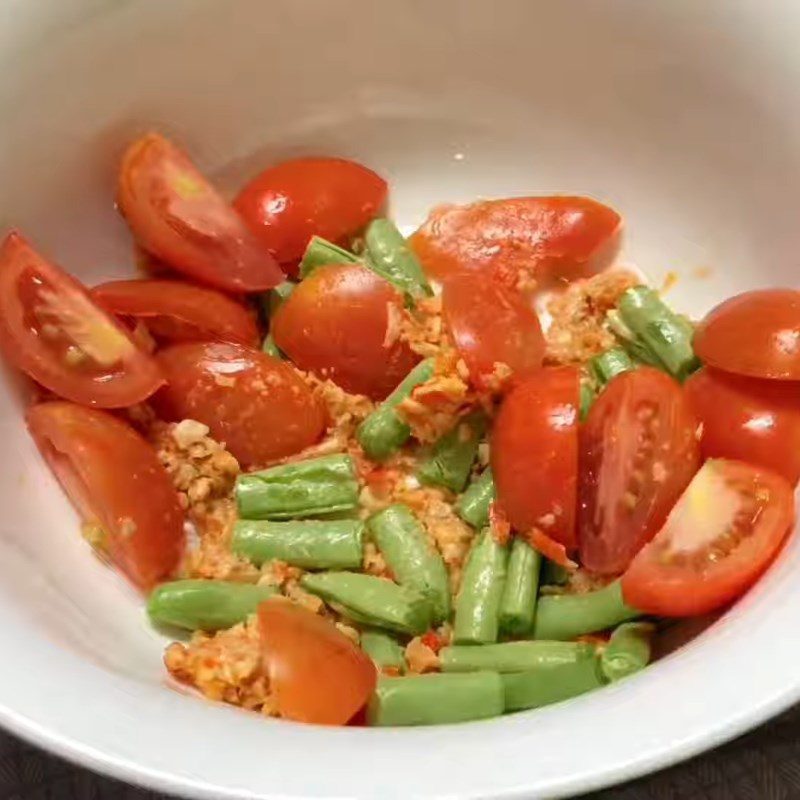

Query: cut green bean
<box><xmin>260</xmin><ymin>281</ymin><xmax>295</xmax><ymax>358</ymax></box>
<box><xmin>363</xmin><ymin>218</ymin><xmax>432</xmax><ymax>300</ymax></box>
<box><xmin>261</xmin><ymin>334</ymin><xmax>283</xmax><ymax>359</ymax></box>
<box><xmin>367</xmin><ymin>672</ymin><xmax>504</xmax><ymax>726</ymax></box>
<box><xmin>453</xmin><ymin>529</ymin><xmax>509</xmax><ymax>645</ymax></box>
<box><xmin>503</xmin><ymin>655</ymin><xmax>606</xmax><ymax>712</ymax></box>
<box><xmin>357</xmin><ymin>359</ymin><xmax>435</xmax><ymax>460</ymax></box>
<box><xmin>236</xmin><ymin>454</ymin><xmax>359</xmax><ymax>520</ymax></box>
<box><xmin>147</xmin><ymin>580</ymin><xmax>277</xmax><ymax>631</ymax></box>
<box><xmin>531</xmin><ymin>580</ymin><xmax>641</xmax><ymax>641</ymax></box>
<box><xmin>441</xmin><ymin>640</ymin><xmax>596</xmax><ymax>674</ymax></box>
<box><xmin>232</xmin><ymin>519</ymin><xmax>364</xmax><ymax>569</ymax></box>
<box><xmin>416</xmin><ymin>412</ymin><xmax>486</xmax><ymax>493</ymax></box>
<box><xmin>590</xmin><ymin>347</ymin><xmax>635</xmax><ymax>386</ymax></box>
<box><xmin>606</xmin><ymin>309</ymin><xmax>664</xmax><ymax>367</ymax></box>
<box><xmin>456</xmin><ymin>468</ymin><xmax>495</xmax><ymax>529</ymax></box>
<box><xmin>600</xmin><ymin>621</ymin><xmax>656</xmax><ymax>682</ymax></box>
<box><xmin>360</xmin><ymin>629</ymin><xmax>406</xmax><ymax>672</ymax></box>
<box><xmin>499</xmin><ymin>539</ymin><xmax>541</xmax><ymax>636</ymax></box>
<box><xmin>579</xmin><ymin>380</ymin><xmax>595</xmax><ymax>421</ymax></box>
<box><xmin>300</xmin><ymin>571</ymin><xmax>433</xmax><ymax>635</ymax></box>
<box><xmin>298</xmin><ymin>236</ymin><xmax>360</xmax><ymax>278</ymax></box>
<box><xmin>366</xmin><ymin>504</ymin><xmax>450</xmax><ymax>623</ymax></box>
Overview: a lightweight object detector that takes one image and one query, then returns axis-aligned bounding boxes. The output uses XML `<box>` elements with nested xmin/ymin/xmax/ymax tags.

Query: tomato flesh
<box><xmin>27</xmin><ymin>401</ymin><xmax>184</xmax><ymax>589</ymax></box>
<box><xmin>578</xmin><ymin>368</ymin><xmax>700</xmax><ymax>575</ymax></box>
<box><xmin>621</xmin><ymin>460</ymin><xmax>794</xmax><ymax>616</ymax></box>
<box><xmin>154</xmin><ymin>342</ymin><xmax>326</xmax><ymax>467</ymax></box>
<box><xmin>441</xmin><ymin>272</ymin><xmax>544</xmax><ymax>390</ymax></box>
<box><xmin>272</xmin><ymin>263</ymin><xmax>418</xmax><ymax>399</ymax></box>
<box><xmin>258</xmin><ymin>598</ymin><xmax>376</xmax><ymax>725</ymax></box>
<box><xmin>694</xmin><ymin>289</ymin><xmax>800</xmax><ymax>380</ymax></box>
<box><xmin>0</xmin><ymin>232</ymin><xmax>163</xmax><ymax>408</ymax></box>
<box><xmin>491</xmin><ymin>367</ymin><xmax>580</xmax><ymax>550</ymax></box>
<box><xmin>117</xmin><ymin>133</ymin><xmax>285</xmax><ymax>293</ymax></box>
<box><xmin>234</xmin><ymin>157</ymin><xmax>387</xmax><ymax>271</ymax></box>
<box><xmin>91</xmin><ymin>279</ymin><xmax>259</xmax><ymax>347</ymax></box>
<box><xmin>410</xmin><ymin>196</ymin><xmax>621</xmax><ymax>286</ymax></box>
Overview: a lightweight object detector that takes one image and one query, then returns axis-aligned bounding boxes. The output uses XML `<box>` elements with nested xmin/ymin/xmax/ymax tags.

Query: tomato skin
<box><xmin>491</xmin><ymin>367</ymin><xmax>580</xmax><ymax>550</ymax></box>
<box><xmin>685</xmin><ymin>367</ymin><xmax>800</xmax><ymax>485</ymax></box>
<box><xmin>694</xmin><ymin>289</ymin><xmax>800</xmax><ymax>380</ymax></box>
<box><xmin>578</xmin><ymin>368</ymin><xmax>700</xmax><ymax>575</ymax></box>
<box><xmin>26</xmin><ymin>401</ymin><xmax>184</xmax><ymax>589</ymax></box>
<box><xmin>154</xmin><ymin>342</ymin><xmax>325</xmax><ymax>467</ymax></box>
<box><xmin>91</xmin><ymin>279</ymin><xmax>259</xmax><ymax>347</ymax></box>
<box><xmin>621</xmin><ymin>460</ymin><xmax>794</xmax><ymax>616</ymax></box>
<box><xmin>442</xmin><ymin>272</ymin><xmax>545</xmax><ymax>390</ymax></box>
<box><xmin>0</xmin><ymin>232</ymin><xmax>164</xmax><ymax>408</ymax></box>
<box><xmin>272</xmin><ymin>264</ymin><xmax>418</xmax><ymax>399</ymax></box>
<box><xmin>117</xmin><ymin>133</ymin><xmax>285</xmax><ymax>293</ymax></box>
<box><xmin>234</xmin><ymin>157</ymin><xmax>387</xmax><ymax>270</ymax></box>
<box><xmin>410</xmin><ymin>196</ymin><xmax>621</xmax><ymax>285</ymax></box>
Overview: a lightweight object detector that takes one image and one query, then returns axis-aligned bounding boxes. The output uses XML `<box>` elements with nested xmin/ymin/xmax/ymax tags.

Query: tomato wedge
<box><xmin>410</xmin><ymin>196</ymin><xmax>621</xmax><ymax>286</ymax></box>
<box><xmin>234</xmin><ymin>157</ymin><xmax>387</xmax><ymax>270</ymax></box>
<box><xmin>621</xmin><ymin>460</ymin><xmax>794</xmax><ymax>616</ymax></box>
<box><xmin>685</xmin><ymin>367</ymin><xmax>800</xmax><ymax>485</ymax></box>
<box><xmin>441</xmin><ymin>272</ymin><xmax>545</xmax><ymax>390</ymax></box>
<box><xmin>91</xmin><ymin>279</ymin><xmax>259</xmax><ymax>347</ymax></box>
<box><xmin>154</xmin><ymin>342</ymin><xmax>326</xmax><ymax>467</ymax></box>
<box><xmin>578</xmin><ymin>368</ymin><xmax>700</xmax><ymax>575</ymax></box>
<box><xmin>27</xmin><ymin>402</ymin><xmax>184</xmax><ymax>589</ymax></box>
<box><xmin>491</xmin><ymin>367</ymin><xmax>580</xmax><ymax>550</ymax></box>
<box><xmin>117</xmin><ymin>133</ymin><xmax>285</xmax><ymax>293</ymax></box>
<box><xmin>694</xmin><ymin>289</ymin><xmax>800</xmax><ymax>380</ymax></box>
<box><xmin>272</xmin><ymin>263</ymin><xmax>418</xmax><ymax>399</ymax></box>
<box><xmin>258</xmin><ymin>598</ymin><xmax>376</xmax><ymax>725</ymax></box>
<box><xmin>0</xmin><ymin>232</ymin><xmax>163</xmax><ymax>408</ymax></box>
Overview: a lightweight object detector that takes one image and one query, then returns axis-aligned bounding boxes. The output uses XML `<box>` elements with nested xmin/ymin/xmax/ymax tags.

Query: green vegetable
<box><xmin>600</xmin><ymin>621</ymin><xmax>656</xmax><ymax>682</ymax></box>
<box><xmin>356</xmin><ymin>359</ymin><xmax>435</xmax><ymax>460</ymax></box>
<box><xmin>416</xmin><ymin>412</ymin><xmax>486</xmax><ymax>493</ymax></box>
<box><xmin>360</xmin><ymin>629</ymin><xmax>406</xmax><ymax>672</ymax></box>
<box><xmin>453</xmin><ymin>529</ymin><xmax>509</xmax><ymax>645</ymax></box>
<box><xmin>590</xmin><ymin>346</ymin><xmax>635</xmax><ymax>386</ymax></box>
<box><xmin>146</xmin><ymin>580</ymin><xmax>277</xmax><ymax>631</ymax></box>
<box><xmin>498</xmin><ymin>538</ymin><xmax>541</xmax><ymax>636</ymax></box>
<box><xmin>456</xmin><ymin>468</ymin><xmax>495</xmax><ymax>529</ymax></box>
<box><xmin>441</xmin><ymin>640</ymin><xmax>595</xmax><ymax>674</ymax></box>
<box><xmin>236</xmin><ymin>454</ymin><xmax>359</xmax><ymax>520</ymax></box>
<box><xmin>366</xmin><ymin>504</ymin><xmax>450</xmax><ymax>623</ymax></box>
<box><xmin>300</xmin><ymin>571</ymin><xmax>433</xmax><ymax>635</ymax></box>
<box><xmin>260</xmin><ymin>281</ymin><xmax>295</xmax><ymax>358</ymax></box>
<box><xmin>531</xmin><ymin>580</ymin><xmax>641</xmax><ymax>641</ymax></box>
<box><xmin>363</xmin><ymin>218</ymin><xmax>432</xmax><ymax>300</ymax></box>
<box><xmin>232</xmin><ymin>519</ymin><xmax>364</xmax><ymax>569</ymax></box>
<box><xmin>579</xmin><ymin>380</ymin><xmax>595</xmax><ymax>421</ymax></box>
<box><xmin>298</xmin><ymin>236</ymin><xmax>359</xmax><ymax>278</ymax></box>
<box><xmin>367</xmin><ymin>672</ymin><xmax>505</xmax><ymax>726</ymax></box>
<box><xmin>261</xmin><ymin>334</ymin><xmax>283</xmax><ymax>359</ymax></box>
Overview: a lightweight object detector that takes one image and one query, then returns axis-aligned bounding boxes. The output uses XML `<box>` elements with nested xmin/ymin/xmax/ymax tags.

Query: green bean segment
<box><xmin>147</xmin><ymin>580</ymin><xmax>277</xmax><ymax>631</ymax></box>
<box><xmin>590</xmin><ymin>346</ymin><xmax>635</xmax><ymax>386</ymax></box>
<box><xmin>363</xmin><ymin>218</ymin><xmax>432</xmax><ymax>300</ymax></box>
<box><xmin>236</xmin><ymin>454</ymin><xmax>359</xmax><ymax>520</ymax></box>
<box><xmin>601</xmin><ymin>621</ymin><xmax>656</xmax><ymax>682</ymax></box>
<box><xmin>367</xmin><ymin>672</ymin><xmax>505</xmax><ymax>726</ymax></box>
<box><xmin>298</xmin><ymin>236</ymin><xmax>360</xmax><ymax>278</ymax></box>
<box><xmin>367</xmin><ymin>504</ymin><xmax>450</xmax><ymax>623</ymax></box>
<box><xmin>232</xmin><ymin>519</ymin><xmax>364</xmax><ymax>569</ymax></box>
<box><xmin>441</xmin><ymin>640</ymin><xmax>596</xmax><ymax>674</ymax></box>
<box><xmin>360</xmin><ymin>629</ymin><xmax>406</xmax><ymax>672</ymax></box>
<box><xmin>456</xmin><ymin>468</ymin><xmax>495</xmax><ymax>529</ymax></box>
<box><xmin>417</xmin><ymin>412</ymin><xmax>485</xmax><ymax>493</ymax></box>
<box><xmin>498</xmin><ymin>539</ymin><xmax>541</xmax><ymax>636</ymax></box>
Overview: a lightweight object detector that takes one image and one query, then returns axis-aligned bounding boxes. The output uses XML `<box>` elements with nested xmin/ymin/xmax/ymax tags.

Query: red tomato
<box><xmin>685</xmin><ymin>368</ymin><xmax>800</xmax><ymax>485</ymax></box>
<box><xmin>27</xmin><ymin>401</ymin><xmax>184</xmax><ymax>589</ymax></box>
<box><xmin>234</xmin><ymin>157</ymin><xmax>387</xmax><ymax>270</ymax></box>
<box><xmin>272</xmin><ymin>263</ymin><xmax>418</xmax><ymax>399</ymax></box>
<box><xmin>117</xmin><ymin>133</ymin><xmax>285</xmax><ymax>293</ymax></box>
<box><xmin>258</xmin><ymin>598</ymin><xmax>376</xmax><ymax>725</ymax></box>
<box><xmin>91</xmin><ymin>279</ymin><xmax>259</xmax><ymax>347</ymax></box>
<box><xmin>491</xmin><ymin>367</ymin><xmax>580</xmax><ymax>550</ymax></box>
<box><xmin>410</xmin><ymin>196</ymin><xmax>621</xmax><ymax>285</ymax></box>
<box><xmin>153</xmin><ymin>341</ymin><xmax>325</xmax><ymax>466</ymax></box>
<box><xmin>442</xmin><ymin>272</ymin><xmax>545</xmax><ymax>390</ymax></box>
<box><xmin>578</xmin><ymin>368</ymin><xmax>700</xmax><ymax>575</ymax></box>
<box><xmin>694</xmin><ymin>289</ymin><xmax>800</xmax><ymax>380</ymax></box>
<box><xmin>621</xmin><ymin>459</ymin><xmax>794</xmax><ymax>616</ymax></box>
<box><xmin>0</xmin><ymin>232</ymin><xmax>163</xmax><ymax>408</ymax></box>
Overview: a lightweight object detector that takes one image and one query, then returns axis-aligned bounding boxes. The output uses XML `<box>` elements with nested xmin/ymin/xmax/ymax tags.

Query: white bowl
<box><xmin>1</xmin><ymin>1</ymin><xmax>800</xmax><ymax>797</ymax></box>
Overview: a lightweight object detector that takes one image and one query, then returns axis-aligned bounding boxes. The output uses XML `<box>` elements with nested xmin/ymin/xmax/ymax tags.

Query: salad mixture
<box><xmin>3</xmin><ymin>132</ymin><xmax>797</xmax><ymax>726</ymax></box>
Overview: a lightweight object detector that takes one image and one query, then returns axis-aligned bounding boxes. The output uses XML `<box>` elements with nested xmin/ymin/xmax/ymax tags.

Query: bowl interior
<box><xmin>1</xmin><ymin>1</ymin><xmax>799</xmax><ymax>798</ymax></box>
